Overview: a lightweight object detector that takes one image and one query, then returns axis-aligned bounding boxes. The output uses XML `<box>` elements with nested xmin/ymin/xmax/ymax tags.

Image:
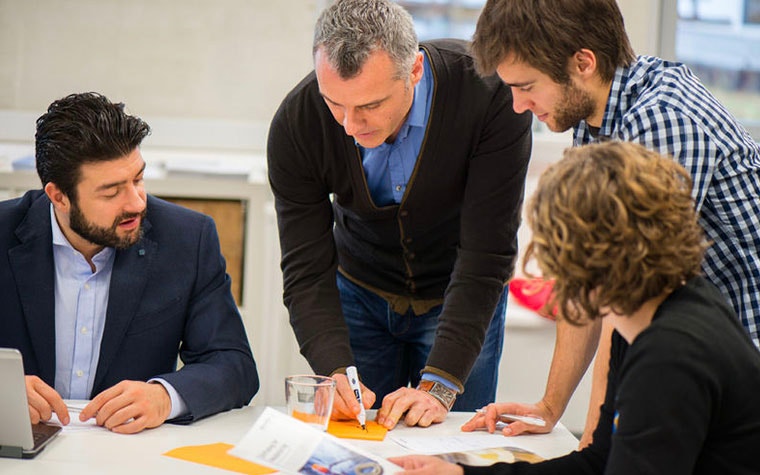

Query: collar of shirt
<box><xmin>575</xmin><ymin>55</ymin><xmax>657</xmax><ymax>145</ymax></box>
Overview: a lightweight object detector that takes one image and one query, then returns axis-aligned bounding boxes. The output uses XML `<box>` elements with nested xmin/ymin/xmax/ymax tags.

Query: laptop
<box><xmin>0</xmin><ymin>348</ymin><xmax>61</xmax><ymax>459</ymax></box>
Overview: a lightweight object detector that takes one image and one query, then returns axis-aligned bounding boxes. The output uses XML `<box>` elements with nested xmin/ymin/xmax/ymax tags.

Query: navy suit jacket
<box><xmin>0</xmin><ymin>190</ymin><xmax>259</xmax><ymax>423</ymax></box>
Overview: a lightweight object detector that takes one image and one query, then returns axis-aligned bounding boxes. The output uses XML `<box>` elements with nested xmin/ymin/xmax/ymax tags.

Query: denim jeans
<box><xmin>336</xmin><ymin>272</ymin><xmax>506</xmax><ymax>411</ymax></box>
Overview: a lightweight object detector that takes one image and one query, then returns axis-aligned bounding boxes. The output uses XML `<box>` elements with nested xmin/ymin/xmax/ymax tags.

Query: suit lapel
<box><xmin>93</xmin><ymin>219</ymin><xmax>156</xmax><ymax>393</ymax></box>
<box><xmin>8</xmin><ymin>194</ymin><xmax>57</xmax><ymax>384</ymax></box>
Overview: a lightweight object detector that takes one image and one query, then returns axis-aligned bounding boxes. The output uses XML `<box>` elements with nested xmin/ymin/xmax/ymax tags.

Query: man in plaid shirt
<box><xmin>471</xmin><ymin>0</ymin><xmax>760</xmax><ymax>448</ymax></box>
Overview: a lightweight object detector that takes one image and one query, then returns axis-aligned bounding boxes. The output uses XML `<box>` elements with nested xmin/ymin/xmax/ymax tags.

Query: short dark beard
<box><xmin>69</xmin><ymin>200</ymin><xmax>145</xmax><ymax>250</ymax></box>
<box><xmin>551</xmin><ymin>81</ymin><xmax>597</xmax><ymax>132</ymax></box>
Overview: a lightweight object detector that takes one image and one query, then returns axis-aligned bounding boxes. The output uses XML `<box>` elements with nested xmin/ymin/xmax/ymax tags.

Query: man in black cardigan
<box><xmin>268</xmin><ymin>0</ymin><xmax>532</xmax><ymax>429</ymax></box>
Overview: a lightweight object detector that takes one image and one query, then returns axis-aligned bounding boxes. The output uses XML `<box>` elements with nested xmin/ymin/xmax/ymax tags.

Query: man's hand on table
<box><xmin>79</xmin><ymin>380</ymin><xmax>171</xmax><ymax>434</ymax></box>
<box><xmin>376</xmin><ymin>387</ymin><xmax>447</xmax><ymax>429</ymax></box>
<box><xmin>461</xmin><ymin>400</ymin><xmax>557</xmax><ymax>436</ymax></box>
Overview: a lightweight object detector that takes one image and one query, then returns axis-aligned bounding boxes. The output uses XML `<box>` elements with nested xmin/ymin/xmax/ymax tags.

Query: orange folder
<box><xmin>163</xmin><ymin>442</ymin><xmax>275</xmax><ymax>474</ymax></box>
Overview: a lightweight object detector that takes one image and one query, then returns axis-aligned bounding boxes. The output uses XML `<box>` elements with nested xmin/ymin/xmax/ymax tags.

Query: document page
<box><xmin>49</xmin><ymin>400</ymin><xmax>100</xmax><ymax>432</ymax></box>
<box><xmin>231</xmin><ymin>407</ymin><xmax>400</xmax><ymax>474</ymax></box>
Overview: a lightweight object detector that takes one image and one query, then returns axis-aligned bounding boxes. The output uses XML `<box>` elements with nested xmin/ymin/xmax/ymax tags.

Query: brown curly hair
<box><xmin>523</xmin><ymin>141</ymin><xmax>708</xmax><ymax>324</ymax></box>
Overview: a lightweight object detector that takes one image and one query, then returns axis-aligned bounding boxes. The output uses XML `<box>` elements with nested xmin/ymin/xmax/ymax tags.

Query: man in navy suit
<box><xmin>0</xmin><ymin>92</ymin><xmax>259</xmax><ymax>434</ymax></box>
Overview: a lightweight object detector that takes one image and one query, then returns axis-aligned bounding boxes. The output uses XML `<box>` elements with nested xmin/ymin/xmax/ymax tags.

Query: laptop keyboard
<box><xmin>31</xmin><ymin>422</ymin><xmax>62</xmax><ymax>450</ymax></box>
<box><xmin>33</xmin><ymin>431</ymin><xmax>48</xmax><ymax>444</ymax></box>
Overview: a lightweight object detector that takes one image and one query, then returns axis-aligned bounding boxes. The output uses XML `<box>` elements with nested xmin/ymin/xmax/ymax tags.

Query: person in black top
<box><xmin>268</xmin><ymin>0</ymin><xmax>531</xmax><ymax>428</ymax></box>
<box><xmin>390</xmin><ymin>141</ymin><xmax>760</xmax><ymax>474</ymax></box>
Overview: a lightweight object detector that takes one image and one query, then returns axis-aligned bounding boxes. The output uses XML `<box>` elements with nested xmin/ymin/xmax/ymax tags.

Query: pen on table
<box><xmin>475</xmin><ymin>408</ymin><xmax>547</xmax><ymax>427</ymax></box>
<box><xmin>346</xmin><ymin>365</ymin><xmax>366</xmax><ymax>431</ymax></box>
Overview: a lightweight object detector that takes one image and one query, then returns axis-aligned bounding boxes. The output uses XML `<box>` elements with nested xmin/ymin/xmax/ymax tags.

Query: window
<box><xmin>396</xmin><ymin>1</ymin><xmax>484</xmax><ymax>40</ymax></box>
<box><xmin>668</xmin><ymin>0</ymin><xmax>760</xmax><ymax>136</ymax></box>
<box><xmin>745</xmin><ymin>0</ymin><xmax>760</xmax><ymax>24</ymax></box>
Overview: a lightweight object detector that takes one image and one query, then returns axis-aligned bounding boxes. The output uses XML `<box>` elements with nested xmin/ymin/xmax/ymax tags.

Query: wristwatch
<box><xmin>416</xmin><ymin>380</ymin><xmax>457</xmax><ymax>411</ymax></box>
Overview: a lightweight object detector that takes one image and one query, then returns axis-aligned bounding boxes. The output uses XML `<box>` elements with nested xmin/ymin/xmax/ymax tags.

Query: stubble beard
<box><xmin>549</xmin><ymin>82</ymin><xmax>597</xmax><ymax>133</ymax></box>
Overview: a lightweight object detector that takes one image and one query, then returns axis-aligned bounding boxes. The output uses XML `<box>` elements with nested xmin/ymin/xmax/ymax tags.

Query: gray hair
<box><xmin>313</xmin><ymin>0</ymin><xmax>419</xmax><ymax>80</ymax></box>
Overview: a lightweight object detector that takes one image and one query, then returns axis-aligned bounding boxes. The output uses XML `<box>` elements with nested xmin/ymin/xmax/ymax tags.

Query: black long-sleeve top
<box><xmin>464</xmin><ymin>277</ymin><xmax>760</xmax><ymax>474</ymax></box>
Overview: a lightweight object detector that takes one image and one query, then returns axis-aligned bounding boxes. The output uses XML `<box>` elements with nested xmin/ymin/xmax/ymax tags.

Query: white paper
<box><xmin>230</xmin><ymin>407</ymin><xmax>401</xmax><ymax>474</ymax></box>
<box><xmin>389</xmin><ymin>432</ymin><xmax>542</xmax><ymax>455</ymax></box>
<box><xmin>49</xmin><ymin>400</ymin><xmax>101</xmax><ymax>432</ymax></box>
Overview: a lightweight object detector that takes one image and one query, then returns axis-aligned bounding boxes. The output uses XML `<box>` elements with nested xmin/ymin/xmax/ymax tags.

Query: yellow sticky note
<box><xmin>163</xmin><ymin>442</ymin><xmax>276</xmax><ymax>474</ymax></box>
<box><xmin>327</xmin><ymin>420</ymin><xmax>387</xmax><ymax>441</ymax></box>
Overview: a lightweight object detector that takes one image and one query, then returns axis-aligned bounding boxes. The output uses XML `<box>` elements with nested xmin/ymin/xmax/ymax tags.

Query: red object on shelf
<box><xmin>509</xmin><ymin>277</ymin><xmax>557</xmax><ymax>320</ymax></box>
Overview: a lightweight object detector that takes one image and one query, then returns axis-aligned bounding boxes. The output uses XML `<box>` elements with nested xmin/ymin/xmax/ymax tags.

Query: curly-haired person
<box><xmin>390</xmin><ymin>141</ymin><xmax>760</xmax><ymax>475</ymax></box>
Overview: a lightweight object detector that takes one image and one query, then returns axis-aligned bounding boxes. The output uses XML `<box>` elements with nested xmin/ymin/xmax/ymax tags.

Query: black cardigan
<box><xmin>268</xmin><ymin>39</ymin><xmax>532</xmax><ymax>384</ymax></box>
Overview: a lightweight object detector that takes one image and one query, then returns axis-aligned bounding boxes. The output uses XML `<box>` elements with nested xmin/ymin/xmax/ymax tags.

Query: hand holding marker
<box><xmin>346</xmin><ymin>366</ymin><xmax>367</xmax><ymax>431</ymax></box>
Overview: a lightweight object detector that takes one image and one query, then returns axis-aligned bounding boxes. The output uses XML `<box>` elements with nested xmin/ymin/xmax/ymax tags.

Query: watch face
<box><xmin>428</xmin><ymin>382</ymin><xmax>456</xmax><ymax>409</ymax></box>
<box><xmin>417</xmin><ymin>380</ymin><xmax>457</xmax><ymax>410</ymax></box>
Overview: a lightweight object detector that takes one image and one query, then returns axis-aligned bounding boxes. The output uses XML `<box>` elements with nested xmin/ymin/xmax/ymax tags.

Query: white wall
<box><xmin>0</xmin><ymin>0</ymin><xmax>666</xmax><ymax>146</ymax></box>
<box><xmin>0</xmin><ymin>0</ymin><xmax>318</xmax><ymax>150</ymax></box>
<box><xmin>618</xmin><ymin>0</ymin><xmax>665</xmax><ymax>56</ymax></box>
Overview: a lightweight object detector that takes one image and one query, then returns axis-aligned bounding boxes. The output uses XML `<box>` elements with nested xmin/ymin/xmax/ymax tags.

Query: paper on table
<box><xmin>49</xmin><ymin>400</ymin><xmax>100</xmax><ymax>432</ymax></box>
<box><xmin>327</xmin><ymin>420</ymin><xmax>388</xmax><ymax>441</ymax></box>
<box><xmin>390</xmin><ymin>433</ymin><xmax>543</xmax><ymax>455</ymax></box>
<box><xmin>164</xmin><ymin>443</ymin><xmax>276</xmax><ymax>474</ymax></box>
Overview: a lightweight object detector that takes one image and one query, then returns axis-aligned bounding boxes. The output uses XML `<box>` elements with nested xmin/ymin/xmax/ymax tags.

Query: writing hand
<box><xmin>331</xmin><ymin>373</ymin><xmax>375</xmax><ymax>420</ymax></box>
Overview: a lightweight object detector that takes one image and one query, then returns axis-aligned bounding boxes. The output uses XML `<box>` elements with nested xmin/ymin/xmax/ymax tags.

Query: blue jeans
<box><xmin>336</xmin><ymin>273</ymin><xmax>506</xmax><ymax>411</ymax></box>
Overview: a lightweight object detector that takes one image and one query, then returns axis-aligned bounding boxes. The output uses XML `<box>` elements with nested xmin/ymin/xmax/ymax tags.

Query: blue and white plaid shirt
<box><xmin>575</xmin><ymin>55</ymin><xmax>760</xmax><ymax>347</ymax></box>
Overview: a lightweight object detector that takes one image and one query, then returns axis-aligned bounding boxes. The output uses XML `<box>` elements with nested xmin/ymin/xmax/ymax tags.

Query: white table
<box><xmin>0</xmin><ymin>407</ymin><xmax>578</xmax><ymax>474</ymax></box>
